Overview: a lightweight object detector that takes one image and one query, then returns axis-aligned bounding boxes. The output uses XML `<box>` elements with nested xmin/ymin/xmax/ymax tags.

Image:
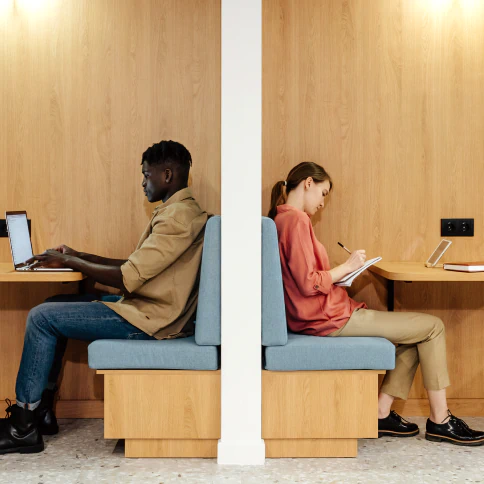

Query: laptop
<box><xmin>6</xmin><ymin>211</ymin><xmax>73</xmax><ymax>272</ymax></box>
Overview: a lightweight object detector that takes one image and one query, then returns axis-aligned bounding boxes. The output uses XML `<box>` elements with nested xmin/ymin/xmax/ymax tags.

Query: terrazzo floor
<box><xmin>1</xmin><ymin>418</ymin><xmax>483</xmax><ymax>483</ymax></box>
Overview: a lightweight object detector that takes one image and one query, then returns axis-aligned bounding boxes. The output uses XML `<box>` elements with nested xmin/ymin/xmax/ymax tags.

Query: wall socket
<box><xmin>441</xmin><ymin>218</ymin><xmax>474</xmax><ymax>237</ymax></box>
<box><xmin>0</xmin><ymin>219</ymin><xmax>32</xmax><ymax>238</ymax></box>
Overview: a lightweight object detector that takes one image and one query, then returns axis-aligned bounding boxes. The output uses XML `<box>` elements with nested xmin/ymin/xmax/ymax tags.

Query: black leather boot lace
<box><xmin>4</xmin><ymin>398</ymin><xmax>13</xmax><ymax>419</ymax></box>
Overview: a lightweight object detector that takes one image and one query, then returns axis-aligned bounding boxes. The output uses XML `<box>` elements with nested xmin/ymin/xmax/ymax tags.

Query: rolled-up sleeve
<box><xmin>121</xmin><ymin>215</ymin><xmax>196</xmax><ymax>294</ymax></box>
<box><xmin>283</xmin><ymin>216</ymin><xmax>333</xmax><ymax>296</ymax></box>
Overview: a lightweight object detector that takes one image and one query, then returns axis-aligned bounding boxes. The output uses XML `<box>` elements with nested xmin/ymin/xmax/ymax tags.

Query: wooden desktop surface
<box><xmin>0</xmin><ymin>262</ymin><xmax>84</xmax><ymax>282</ymax></box>
<box><xmin>370</xmin><ymin>262</ymin><xmax>484</xmax><ymax>282</ymax></box>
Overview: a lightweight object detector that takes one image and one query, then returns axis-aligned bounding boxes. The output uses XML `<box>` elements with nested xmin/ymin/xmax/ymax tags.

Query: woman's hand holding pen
<box><xmin>345</xmin><ymin>250</ymin><xmax>366</xmax><ymax>272</ymax></box>
<box><xmin>329</xmin><ymin>242</ymin><xmax>366</xmax><ymax>283</ymax></box>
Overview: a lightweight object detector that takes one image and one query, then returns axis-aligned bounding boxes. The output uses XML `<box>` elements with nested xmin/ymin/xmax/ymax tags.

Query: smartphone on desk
<box><xmin>425</xmin><ymin>240</ymin><xmax>452</xmax><ymax>268</ymax></box>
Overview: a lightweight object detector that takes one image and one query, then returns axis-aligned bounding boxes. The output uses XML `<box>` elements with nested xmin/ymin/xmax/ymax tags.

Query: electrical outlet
<box><xmin>441</xmin><ymin>218</ymin><xmax>474</xmax><ymax>237</ymax></box>
<box><xmin>0</xmin><ymin>219</ymin><xmax>32</xmax><ymax>238</ymax></box>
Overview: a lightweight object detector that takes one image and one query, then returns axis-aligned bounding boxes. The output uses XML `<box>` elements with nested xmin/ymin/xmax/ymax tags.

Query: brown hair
<box><xmin>268</xmin><ymin>162</ymin><xmax>333</xmax><ymax>220</ymax></box>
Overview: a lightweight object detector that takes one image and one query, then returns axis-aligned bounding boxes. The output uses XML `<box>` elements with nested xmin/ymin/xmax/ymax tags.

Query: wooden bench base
<box><xmin>125</xmin><ymin>439</ymin><xmax>218</xmax><ymax>458</ymax></box>
<box><xmin>97</xmin><ymin>370</ymin><xmax>221</xmax><ymax>458</ymax></box>
<box><xmin>265</xmin><ymin>438</ymin><xmax>357</xmax><ymax>458</ymax></box>
<box><xmin>97</xmin><ymin>368</ymin><xmax>383</xmax><ymax>458</ymax></box>
<box><xmin>262</xmin><ymin>370</ymin><xmax>385</xmax><ymax>457</ymax></box>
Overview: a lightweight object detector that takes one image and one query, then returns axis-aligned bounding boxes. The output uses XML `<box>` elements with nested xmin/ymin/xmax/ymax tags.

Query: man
<box><xmin>0</xmin><ymin>140</ymin><xmax>209</xmax><ymax>455</ymax></box>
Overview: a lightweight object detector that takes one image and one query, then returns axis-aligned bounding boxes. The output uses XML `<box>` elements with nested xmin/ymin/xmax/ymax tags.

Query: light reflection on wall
<box><xmin>425</xmin><ymin>0</ymin><xmax>482</xmax><ymax>13</ymax></box>
<box><xmin>16</xmin><ymin>0</ymin><xmax>49</xmax><ymax>13</ymax></box>
<box><xmin>0</xmin><ymin>0</ymin><xmax>13</xmax><ymax>16</ymax></box>
<box><xmin>0</xmin><ymin>0</ymin><xmax>60</xmax><ymax>16</ymax></box>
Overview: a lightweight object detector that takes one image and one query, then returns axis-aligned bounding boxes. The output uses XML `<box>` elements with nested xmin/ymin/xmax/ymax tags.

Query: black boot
<box><xmin>0</xmin><ymin>400</ymin><xmax>44</xmax><ymax>455</ymax></box>
<box><xmin>378</xmin><ymin>410</ymin><xmax>420</xmax><ymax>438</ymax></box>
<box><xmin>426</xmin><ymin>410</ymin><xmax>484</xmax><ymax>446</ymax></box>
<box><xmin>36</xmin><ymin>388</ymin><xmax>59</xmax><ymax>435</ymax></box>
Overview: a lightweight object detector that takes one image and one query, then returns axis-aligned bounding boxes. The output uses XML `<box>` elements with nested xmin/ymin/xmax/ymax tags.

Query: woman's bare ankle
<box><xmin>429</xmin><ymin>409</ymin><xmax>449</xmax><ymax>424</ymax></box>
<box><xmin>378</xmin><ymin>409</ymin><xmax>391</xmax><ymax>419</ymax></box>
<box><xmin>378</xmin><ymin>392</ymin><xmax>394</xmax><ymax>419</ymax></box>
<box><xmin>427</xmin><ymin>389</ymin><xmax>449</xmax><ymax>424</ymax></box>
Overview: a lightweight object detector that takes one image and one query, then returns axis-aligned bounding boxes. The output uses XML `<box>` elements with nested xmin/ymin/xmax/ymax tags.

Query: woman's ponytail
<box><xmin>268</xmin><ymin>181</ymin><xmax>287</xmax><ymax>220</ymax></box>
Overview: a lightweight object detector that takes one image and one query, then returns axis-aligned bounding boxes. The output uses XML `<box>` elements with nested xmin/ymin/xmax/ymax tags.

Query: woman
<box><xmin>269</xmin><ymin>162</ymin><xmax>483</xmax><ymax>446</ymax></box>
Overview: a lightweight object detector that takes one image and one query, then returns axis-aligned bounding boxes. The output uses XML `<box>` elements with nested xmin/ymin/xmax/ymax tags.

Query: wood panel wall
<box><xmin>0</xmin><ymin>0</ymin><xmax>220</xmax><ymax>411</ymax></box>
<box><xmin>263</xmin><ymin>0</ymin><xmax>484</xmax><ymax>415</ymax></box>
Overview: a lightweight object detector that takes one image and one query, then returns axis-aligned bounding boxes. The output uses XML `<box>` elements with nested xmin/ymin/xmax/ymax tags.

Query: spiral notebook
<box><xmin>334</xmin><ymin>257</ymin><xmax>382</xmax><ymax>287</ymax></box>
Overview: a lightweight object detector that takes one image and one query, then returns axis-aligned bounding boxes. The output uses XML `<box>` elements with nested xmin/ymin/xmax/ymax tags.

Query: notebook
<box><xmin>334</xmin><ymin>257</ymin><xmax>382</xmax><ymax>287</ymax></box>
<box><xmin>443</xmin><ymin>262</ymin><xmax>484</xmax><ymax>273</ymax></box>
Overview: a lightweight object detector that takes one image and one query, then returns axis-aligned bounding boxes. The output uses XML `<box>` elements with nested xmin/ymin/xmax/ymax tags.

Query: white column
<box><xmin>218</xmin><ymin>0</ymin><xmax>264</xmax><ymax>466</ymax></box>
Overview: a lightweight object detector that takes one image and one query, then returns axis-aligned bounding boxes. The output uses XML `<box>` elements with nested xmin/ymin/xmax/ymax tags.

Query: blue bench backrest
<box><xmin>262</xmin><ymin>217</ymin><xmax>288</xmax><ymax>346</ymax></box>
<box><xmin>195</xmin><ymin>215</ymin><xmax>221</xmax><ymax>345</ymax></box>
<box><xmin>196</xmin><ymin>216</ymin><xmax>287</xmax><ymax>346</ymax></box>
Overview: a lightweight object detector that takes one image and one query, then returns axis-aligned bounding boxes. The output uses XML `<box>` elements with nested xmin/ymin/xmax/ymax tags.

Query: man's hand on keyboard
<box><xmin>26</xmin><ymin>250</ymin><xmax>73</xmax><ymax>269</ymax></box>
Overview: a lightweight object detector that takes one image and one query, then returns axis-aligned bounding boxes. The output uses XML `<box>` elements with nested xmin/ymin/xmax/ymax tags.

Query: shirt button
<box><xmin>314</xmin><ymin>285</ymin><xmax>319</xmax><ymax>289</ymax></box>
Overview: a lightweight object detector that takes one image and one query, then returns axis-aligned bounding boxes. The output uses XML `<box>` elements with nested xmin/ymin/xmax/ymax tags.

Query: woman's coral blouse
<box><xmin>274</xmin><ymin>205</ymin><xmax>367</xmax><ymax>336</ymax></box>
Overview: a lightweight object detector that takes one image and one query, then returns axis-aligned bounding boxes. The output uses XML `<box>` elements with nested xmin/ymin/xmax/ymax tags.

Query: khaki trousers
<box><xmin>329</xmin><ymin>309</ymin><xmax>451</xmax><ymax>400</ymax></box>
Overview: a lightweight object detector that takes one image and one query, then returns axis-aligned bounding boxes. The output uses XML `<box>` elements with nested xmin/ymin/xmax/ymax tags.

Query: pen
<box><xmin>338</xmin><ymin>242</ymin><xmax>352</xmax><ymax>254</ymax></box>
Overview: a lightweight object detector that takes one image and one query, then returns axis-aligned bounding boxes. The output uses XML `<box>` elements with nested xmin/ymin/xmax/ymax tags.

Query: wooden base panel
<box><xmin>56</xmin><ymin>400</ymin><xmax>104</xmax><ymax>418</ymax></box>
<box><xmin>10</xmin><ymin>399</ymin><xmax>104</xmax><ymax>419</ymax></box>
<box><xmin>262</xmin><ymin>370</ymin><xmax>382</xmax><ymax>439</ymax></box>
<box><xmin>125</xmin><ymin>439</ymin><xmax>218</xmax><ymax>458</ymax></box>
<box><xmin>98</xmin><ymin>370</ymin><xmax>221</xmax><ymax>440</ymax></box>
<box><xmin>393</xmin><ymin>399</ymin><xmax>484</xmax><ymax>417</ymax></box>
<box><xmin>265</xmin><ymin>439</ymin><xmax>357</xmax><ymax>458</ymax></box>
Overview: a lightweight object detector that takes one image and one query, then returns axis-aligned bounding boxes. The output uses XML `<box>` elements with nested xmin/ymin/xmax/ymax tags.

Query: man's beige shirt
<box><xmin>101</xmin><ymin>187</ymin><xmax>208</xmax><ymax>340</ymax></box>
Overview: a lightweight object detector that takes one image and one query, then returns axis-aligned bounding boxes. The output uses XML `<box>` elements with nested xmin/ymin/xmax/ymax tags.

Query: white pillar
<box><xmin>218</xmin><ymin>0</ymin><xmax>264</xmax><ymax>465</ymax></box>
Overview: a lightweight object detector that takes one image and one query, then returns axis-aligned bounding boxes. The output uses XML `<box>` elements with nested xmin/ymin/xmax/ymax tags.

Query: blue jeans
<box><xmin>15</xmin><ymin>294</ymin><xmax>155</xmax><ymax>406</ymax></box>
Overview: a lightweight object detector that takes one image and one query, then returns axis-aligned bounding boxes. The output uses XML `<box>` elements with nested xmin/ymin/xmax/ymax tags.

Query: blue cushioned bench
<box><xmin>88</xmin><ymin>216</ymin><xmax>221</xmax><ymax>458</ymax></box>
<box><xmin>261</xmin><ymin>216</ymin><xmax>395</xmax><ymax>458</ymax></box>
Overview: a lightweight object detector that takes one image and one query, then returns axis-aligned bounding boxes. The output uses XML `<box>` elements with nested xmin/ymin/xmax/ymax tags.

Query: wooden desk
<box><xmin>369</xmin><ymin>262</ymin><xmax>484</xmax><ymax>311</ymax></box>
<box><xmin>0</xmin><ymin>263</ymin><xmax>84</xmax><ymax>283</ymax></box>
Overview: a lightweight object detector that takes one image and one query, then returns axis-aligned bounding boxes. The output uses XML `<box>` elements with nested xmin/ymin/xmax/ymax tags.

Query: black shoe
<box><xmin>36</xmin><ymin>388</ymin><xmax>59</xmax><ymax>435</ymax></box>
<box><xmin>0</xmin><ymin>400</ymin><xmax>44</xmax><ymax>455</ymax></box>
<box><xmin>378</xmin><ymin>410</ymin><xmax>420</xmax><ymax>438</ymax></box>
<box><xmin>426</xmin><ymin>410</ymin><xmax>484</xmax><ymax>446</ymax></box>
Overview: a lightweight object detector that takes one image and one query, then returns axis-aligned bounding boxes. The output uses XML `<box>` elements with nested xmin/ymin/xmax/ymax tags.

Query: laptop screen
<box><xmin>6</xmin><ymin>213</ymin><xmax>34</xmax><ymax>266</ymax></box>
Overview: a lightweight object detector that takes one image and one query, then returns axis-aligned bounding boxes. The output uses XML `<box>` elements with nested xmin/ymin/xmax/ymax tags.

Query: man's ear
<box><xmin>164</xmin><ymin>168</ymin><xmax>173</xmax><ymax>183</ymax></box>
